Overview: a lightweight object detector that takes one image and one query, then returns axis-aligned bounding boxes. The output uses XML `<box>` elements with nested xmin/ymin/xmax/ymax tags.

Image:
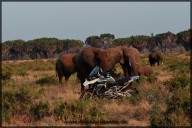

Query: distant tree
<box><xmin>176</xmin><ymin>29</ymin><xmax>191</xmax><ymax>51</ymax></box>
<box><xmin>100</xmin><ymin>33</ymin><xmax>115</xmax><ymax>48</ymax></box>
<box><xmin>2</xmin><ymin>39</ymin><xmax>26</xmax><ymax>59</ymax></box>
<box><xmin>1</xmin><ymin>28</ymin><xmax>191</xmax><ymax>60</ymax></box>
<box><xmin>100</xmin><ymin>33</ymin><xmax>115</xmax><ymax>39</ymax></box>
<box><xmin>85</xmin><ymin>36</ymin><xmax>101</xmax><ymax>47</ymax></box>
<box><xmin>112</xmin><ymin>38</ymin><xmax>131</xmax><ymax>46</ymax></box>
<box><xmin>154</xmin><ymin>31</ymin><xmax>176</xmax><ymax>52</ymax></box>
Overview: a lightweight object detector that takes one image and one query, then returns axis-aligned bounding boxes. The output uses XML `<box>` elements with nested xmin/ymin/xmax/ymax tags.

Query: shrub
<box><xmin>146</xmin><ymin>76</ymin><xmax>157</xmax><ymax>84</ymax></box>
<box><xmin>150</xmin><ymin>102</ymin><xmax>190</xmax><ymax>126</ymax></box>
<box><xmin>168</xmin><ymin>63</ymin><xmax>181</xmax><ymax>71</ymax></box>
<box><xmin>168</xmin><ymin>58</ymin><xmax>189</xmax><ymax>72</ymax></box>
<box><xmin>150</xmin><ymin>104</ymin><xmax>167</xmax><ymax>127</ymax></box>
<box><xmin>127</xmin><ymin>94</ymin><xmax>141</xmax><ymax>105</ymax></box>
<box><xmin>14</xmin><ymin>88</ymin><xmax>33</xmax><ymax>110</ymax></box>
<box><xmin>166</xmin><ymin>85</ymin><xmax>190</xmax><ymax>117</ymax></box>
<box><xmin>83</xmin><ymin>101</ymin><xmax>103</xmax><ymax>124</ymax></box>
<box><xmin>30</xmin><ymin>101</ymin><xmax>50</xmax><ymax>120</ymax></box>
<box><xmin>34</xmin><ymin>88</ymin><xmax>44</xmax><ymax>99</ymax></box>
<box><xmin>35</xmin><ymin>76</ymin><xmax>58</xmax><ymax>85</ymax></box>
<box><xmin>54</xmin><ymin>100</ymin><xmax>88</xmax><ymax>121</ymax></box>
<box><xmin>137</xmin><ymin>76</ymin><xmax>146</xmax><ymax>83</ymax></box>
<box><xmin>137</xmin><ymin>75</ymin><xmax>157</xmax><ymax>84</ymax></box>
<box><xmin>54</xmin><ymin>101</ymin><xmax>67</xmax><ymax>120</ymax></box>
<box><xmin>2</xmin><ymin>91</ymin><xmax>16</xmax><ymax>120</ymax></box>
<box><xmin>1</xmin><ymin>70</ymin><xmax>12</xmax><ymax>80</ymax></box>
<box><xmin>151</xmin><ymin>73</ymin><xmax>190</xmax><ymax>126</ymax></box>
<box><xmin>164</xmin><ymin>74</ymin><xmax>190</xmax><ymax>91</ymax></box>
<box><xmin>2</xmin><ymin>87</ymin><xmax>34</xmax><ymax>121</ymax></box>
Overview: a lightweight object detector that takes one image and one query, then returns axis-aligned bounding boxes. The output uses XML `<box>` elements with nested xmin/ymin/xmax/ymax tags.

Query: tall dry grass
<box><xmin>2</xmin><ymin>52</ymin><xmax>190</xmax><ymax>126</ymax></box>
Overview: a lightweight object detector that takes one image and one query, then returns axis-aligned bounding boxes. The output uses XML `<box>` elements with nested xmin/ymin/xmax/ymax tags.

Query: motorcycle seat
<box><xmin>114</xmin><ymin>77</ymin><xmax>132</xmax><ymax>86</ymax></box>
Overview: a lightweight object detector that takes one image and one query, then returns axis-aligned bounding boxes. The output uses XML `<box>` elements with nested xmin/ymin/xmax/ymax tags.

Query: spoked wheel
<box><xmin>104</xmin><ymin>86</ymin><xmax>139</xmax><ymax>99</ymax></box>
<box><xmin>104</xmin><ymin>88</ymin><xmax>120</xmax><ymax>99</ymax></box>
<box><xmin>125</xmin><ymin>87</ymin><xmax>139</xmax><ymax>96</ymax></box>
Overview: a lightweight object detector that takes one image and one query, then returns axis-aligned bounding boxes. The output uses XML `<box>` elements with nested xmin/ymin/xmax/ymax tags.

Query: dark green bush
<box><xmin>2</xmin><ymin>91</ymin><xmax>16</xmax><ymax>120</ymax></box>
<box><xmin>15</xmin><ymin>88</ymin><xmax>33</xmax><ymax>104</ymax></box>
<box><xmin>35</xmin><ymin>76</ymin><xmax>58</xmax><ymax>85</ymax></box>
<box><xmin>30</xmin><ymin>101</ymin><xmax>50</xmax><ymax>120</ymax></box>
<box><xmin>169</xmin><ymin>63</ymin><xmax>181</xmax><ymax>71</ymax></box>
<box><xmin>89</xmin><ymin>105</ymin><xmax>100</xmax><ymax>118</ymax></box>
<box><xmin>2</xmin><ymin>88</ymin><xmax>34</xmax><ymax>121</ymax></box>
<box><xmin>164</xmin><ymin>74</ymin><xmax>189</xmax><ymax>91</ymax></box>
<box><xmin>137</xmin><ymin>75</ymin><xmax>157</xmax><ymax>84</ymax></box>
<box><xmin>150</xmin><ymin>102</ymin><xmax>190</xmax><ymax>126</ymax></box>
<box><xmin>54</xmin><ymin>100</ymin><xmax>88</xmax><ymax>121</ymax></box>
<box><xmin>54</xmin><ymin>101</ymin><xmax>67</xmax><ymax>120</ymax></box>
<box><xmin>146</xmin><ymin>76</ymin><xmax>157</xmax><ymax>84</ymax></box>
<box><xmin>34</xmin><ymin>88</ymin><xmax>44</xmax><ymax>99</ymax></box>
<box><xmin>137</xmin><ymin>76</ymin><xmax>146</xmax><ymax>83</ymax></box>
<box><xmin>53</xmin><ymin>99</ymin><xmax>109</xmax><ymax>123</ymax></box>
<box><xmin>168</xmin><ymin>58</ymin><xmax>189</xmax><ymax>72</ymax></box>
<box><xmin>1</xmin><ymin>70</ymin><xmax>12</xmax><ymax>80</ymax></box>
<box><xmin>150</xmin><ymin>104</ymin><xmax>167</xmax><ymax>127</ymax></box>
<box><xmin>127</xmin><ymin>94</ymin><xmax>141</xmax><ymax>105</ymax></box>
<box><xmin>151</xmin><ymin>73</ymin><xmax>190</xmax><ymax>126</ymax></box>
<box><xmin>166</xmin><ymin>85</ymin><xmax>190</xmax><ymax>117</ymax></box>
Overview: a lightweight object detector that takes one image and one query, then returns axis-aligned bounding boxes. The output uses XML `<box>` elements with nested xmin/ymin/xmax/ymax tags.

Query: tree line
<box><xmin>1</xmin><ymin>38</ymin><xmax>83</xmax><ymax>60</ymax></box>
<box><xmin>1</xmin><ymin>29</ymin><xmax>191</xmax><ymax>60</ymax></box>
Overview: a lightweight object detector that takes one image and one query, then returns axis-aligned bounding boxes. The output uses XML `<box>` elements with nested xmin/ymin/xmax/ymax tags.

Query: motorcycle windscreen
<box><xmin>88</xmin><ymin>66</ymin><xmax>100</xmax><ymax>79</ymax></box>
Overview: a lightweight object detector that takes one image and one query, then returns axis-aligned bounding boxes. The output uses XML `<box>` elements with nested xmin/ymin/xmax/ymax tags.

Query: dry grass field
<box><xmin>2</xmin><ymin>52</ymin><xmax>190</xmax><ymax>126</ymax></box>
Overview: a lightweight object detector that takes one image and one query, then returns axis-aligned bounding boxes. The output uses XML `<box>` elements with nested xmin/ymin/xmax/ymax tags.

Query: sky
<box><xmin>2</xmin><ymin>2</ymin><xmax>190</xmax><ymax>42</ymax></box>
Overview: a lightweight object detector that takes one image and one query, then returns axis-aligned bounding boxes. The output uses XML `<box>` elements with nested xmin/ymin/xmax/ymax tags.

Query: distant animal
<box><xmin>137</xmin><ymin>65</ymin><xmax>154</xmax><ymax>77</ymax></box>
<box><xmin>55</xmin><ymin>53</ymin><xmax>77</xmax><ymax>84</ymax></box>
<box><xmin>148</xmin><ymin>52</ymin><xmax>163</xmax><ymax>66</ymax></box>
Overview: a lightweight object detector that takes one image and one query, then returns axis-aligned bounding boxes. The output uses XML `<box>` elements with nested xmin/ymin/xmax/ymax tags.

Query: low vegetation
<box><xmin>2</xmin><ymin>52</ymin><xmax>190</xmax><ymax>126</ymax></box>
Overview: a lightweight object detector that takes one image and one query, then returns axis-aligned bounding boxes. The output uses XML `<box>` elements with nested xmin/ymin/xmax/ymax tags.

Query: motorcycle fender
<box><xmin>83</xmin><ymin>78</ymin><xmax>99</xmax><ymax>86</ymax></box>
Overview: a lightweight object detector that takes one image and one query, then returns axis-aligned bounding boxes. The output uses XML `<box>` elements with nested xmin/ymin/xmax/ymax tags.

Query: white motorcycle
<box><xmin>80</xmin><ymin>66</ymin><xmax>140</xmax><ymax>99</ymax></box>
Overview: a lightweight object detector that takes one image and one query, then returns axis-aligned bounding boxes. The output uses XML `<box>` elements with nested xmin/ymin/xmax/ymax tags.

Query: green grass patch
<box><xmin>30</xmin><ymin>101</ymin><xmax>50</xmax><ymax>120</ymax></box>
<box><xmin>2</xmin><ymin>87</ymin><xmax>35</xmax><ymax>121</ymax></box>
<box><xmin>35</xmin><ymin>76</ymin><xmax>58</xmax><ymax>86</ymax></box>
